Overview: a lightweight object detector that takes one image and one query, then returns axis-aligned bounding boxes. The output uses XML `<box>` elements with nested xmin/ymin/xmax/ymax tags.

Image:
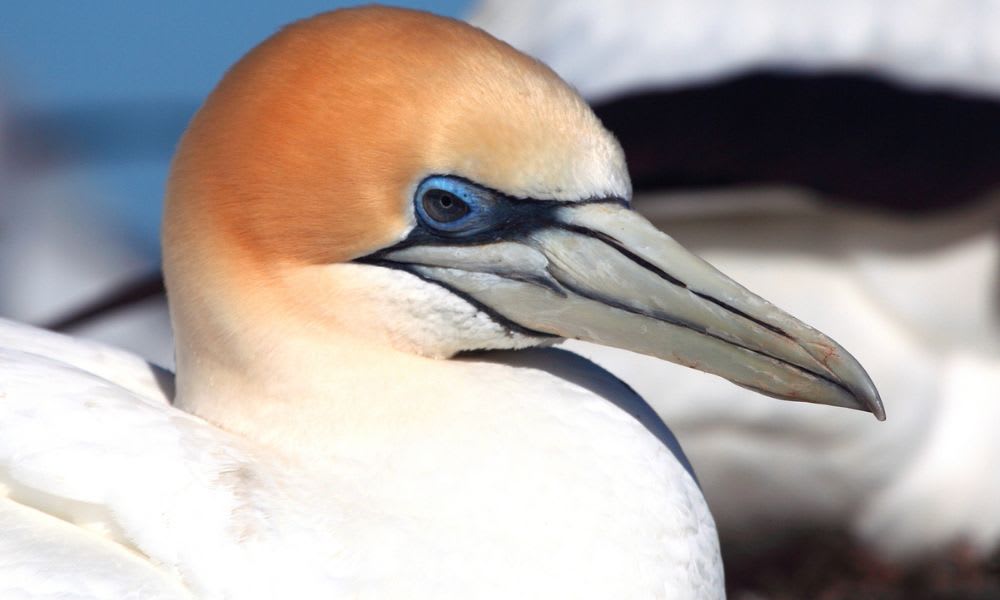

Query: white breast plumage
<box><xmin>0</xmin><ymin>319</ymin><xmax>722</xmax><ymax>598</ymax></box>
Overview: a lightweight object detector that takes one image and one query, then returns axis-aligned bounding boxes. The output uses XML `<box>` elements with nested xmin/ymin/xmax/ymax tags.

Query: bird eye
<box><xmin>421</xmin><ymin>189</ymin><xmax>470</xmax><ymax>223</ymax></box>
<box><xmin>413</xmin><ymin>175</ymin><xmax>498</xmax><ymax>236</ymax></box>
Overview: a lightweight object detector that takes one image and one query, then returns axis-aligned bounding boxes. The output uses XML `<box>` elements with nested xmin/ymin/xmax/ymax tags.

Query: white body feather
<box><xmin>0</xmin><ymin>319</ymin><xmax>722</xmax><ymax>598</ymax></box>
<box><xmin>471</xmin><ymin>0</ymin><xmax>1000</xmax><ymax>101</ymax></box>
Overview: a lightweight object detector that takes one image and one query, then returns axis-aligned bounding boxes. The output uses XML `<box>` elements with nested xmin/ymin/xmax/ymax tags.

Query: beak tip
<box><xmin>853</xmin><ymin>380</ymin><xmax>885</xmax><ymax>421</ymax></box>
<box><xmin>870</xmin><ymin>398</ymin><xmax>887</xmax><ymax>422</ymax></box>
<box><xmin>868</xmin><ymin>400</ymin><xmax>887</xmax><ymax>421</ymax></box>
<box><xmin>824</xmin><ymin>343</ymin><xmax>884</xmax><ymax>421</ymax></box>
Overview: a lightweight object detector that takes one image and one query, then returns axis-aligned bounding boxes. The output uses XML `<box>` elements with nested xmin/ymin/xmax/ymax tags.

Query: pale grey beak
<box><xmin>380</xmin><ymin>202</ymin><xmax>884</xmax><ymax>420</ymax></box>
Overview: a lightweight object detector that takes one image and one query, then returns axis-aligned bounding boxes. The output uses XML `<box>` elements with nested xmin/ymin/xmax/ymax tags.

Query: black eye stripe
<box><xmin>367</xmin><ymin>175</ymin><xmax>629</xmax><ymax>258</ymax></box>
<box><xmin>364</xmin><ymin>174</ymin><xmax>629</xmax><ymax>258</ymax></box>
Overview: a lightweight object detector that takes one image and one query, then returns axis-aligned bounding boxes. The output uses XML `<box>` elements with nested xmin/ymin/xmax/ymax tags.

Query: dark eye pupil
<box><xmin>422</xmin><ymin>190</ymin><xmax>469</xmax><ymax>223</ymax></box>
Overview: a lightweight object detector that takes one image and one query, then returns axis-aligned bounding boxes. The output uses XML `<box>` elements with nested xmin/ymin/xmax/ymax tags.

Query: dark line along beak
<box><xmin>376</xmin><ymin>202</ymin><xmax>884</xmax><ymax>420</ymax></box>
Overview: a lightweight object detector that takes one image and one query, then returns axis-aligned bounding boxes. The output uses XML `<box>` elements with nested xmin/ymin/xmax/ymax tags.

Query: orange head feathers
<box><xmin>165</xmin><ymin>6</ymin><xmax>627</xmax><ymax>271</ymax></box>
<box><xmin>162</xmin><ymin>6</ymin><xmax>629</xmax><ymax>396</ymax></box>
<box><xmin>163</xmin><ymin>6</ymin><xmax>882</xmax><ymax>424</ymax></box>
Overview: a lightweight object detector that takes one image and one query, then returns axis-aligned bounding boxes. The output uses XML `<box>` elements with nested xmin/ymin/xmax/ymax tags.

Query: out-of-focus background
<box><xmin>0</xmin><ymin>0</ymin><xmax>470</xmax><ymax>365</ymax></box>
<box><xmin>4</xmin><ymin>1</ymin><xmax>1000</xmax><ymax>598</ymax></box>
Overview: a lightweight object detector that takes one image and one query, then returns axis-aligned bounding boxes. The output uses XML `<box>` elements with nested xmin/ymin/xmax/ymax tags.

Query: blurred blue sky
<box><xmin>1</xmin><ymin>1</ymin><xmax>473</xmax><ymax>255</ymax></box>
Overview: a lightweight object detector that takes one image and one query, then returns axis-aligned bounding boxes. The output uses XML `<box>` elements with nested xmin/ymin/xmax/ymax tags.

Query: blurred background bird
<box><xmin>3</xmin><ymin>0</ymin><xmax>1000</xmax><ymax>597</ymax></box>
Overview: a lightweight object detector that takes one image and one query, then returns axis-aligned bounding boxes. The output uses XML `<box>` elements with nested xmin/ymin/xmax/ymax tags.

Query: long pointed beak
<box><xmin>380</xmin><ymin>202</ymin><xmax>884</xmax><ymax>420</ymax></box>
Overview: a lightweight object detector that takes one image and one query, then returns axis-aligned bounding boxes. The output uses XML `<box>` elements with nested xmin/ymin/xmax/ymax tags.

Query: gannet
<box><xmin>470</xmin><ymin>0</ymin><xmax>1000</xmax><ymax>561</ymax></box>
<box><xmin>0</xmin><ymin>7</ymin><xmax>882</xmax><ymax>598</ymax></box>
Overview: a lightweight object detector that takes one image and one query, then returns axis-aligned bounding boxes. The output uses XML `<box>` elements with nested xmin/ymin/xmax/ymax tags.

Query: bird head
<box><xmin>163</xmin><ymin>6</ymin><xmax>882</xmax><ymax>419</ymax></box>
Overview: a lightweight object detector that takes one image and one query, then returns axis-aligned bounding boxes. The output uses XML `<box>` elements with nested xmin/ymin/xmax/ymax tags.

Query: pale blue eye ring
<box><xmin>414</xmin><ymin>176</ymin><xmax>496</xmax><ymax>236</ymax></box>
